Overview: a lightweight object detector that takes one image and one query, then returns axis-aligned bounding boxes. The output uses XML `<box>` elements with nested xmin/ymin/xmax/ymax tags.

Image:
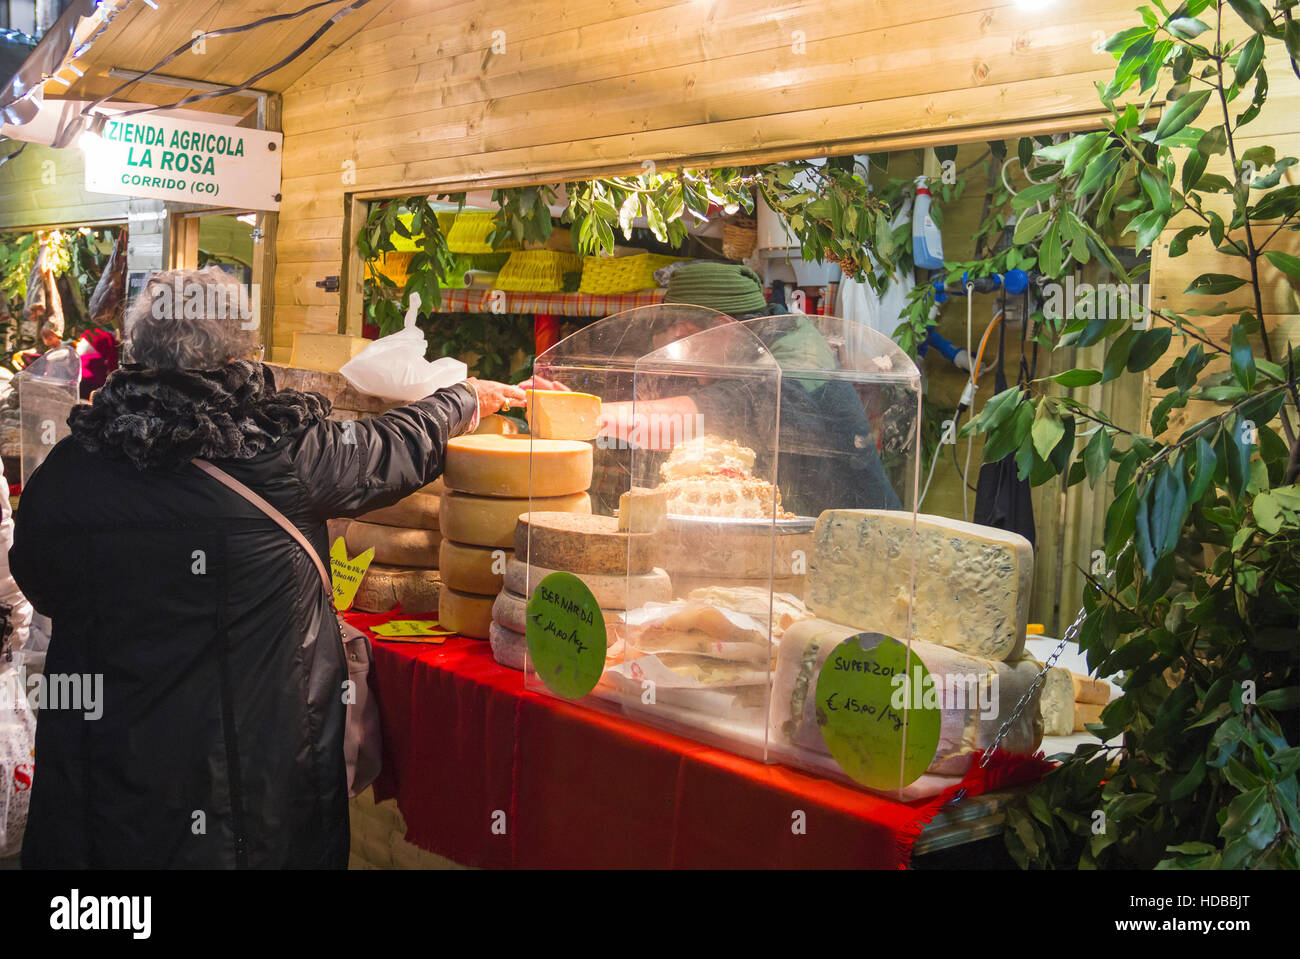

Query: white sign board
<box><xmin>83</xmin><ymin>113</ymin><xmax>282</xmax><ymax>211</ymax></box>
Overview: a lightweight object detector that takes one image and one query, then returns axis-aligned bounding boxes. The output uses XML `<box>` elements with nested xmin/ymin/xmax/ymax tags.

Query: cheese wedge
<box><xmin>439</xmin><ymin>540</ymin><xmax>511</xmax><ymax>595</ymax></box>
<box><xmin>443</xmin><ymin>434</ymin><xmax>592</xmax><ymax>497</ymax></box>
<box><xmin>1040</xmin><ymin>667</ymin><xmax>1076</xmax><ymax>736</ymax></box>
<box><xmin>807</xmin><ymin>510</ymin><xmax>1032</xmax><ymax>661</ymax></box>
<box><xmin>439</xmin><ymin>490</ymin><xmax>590</xmax><ymax>548</ymax></box>
<box><xmin>1072</xmin><ymin>673</ymin><xmax>1111</xmax><ymax>705</ymax></box>
<box><xmin>525</xmin><ymin>389</ymin><xmax>602</xmax><ymax>440</ymax></box>
<box><xmin>1074</xmin><ymin>700</ymin><xmax>1107</xmax><ymax>731</ymax></box>
<box><xmin>618</xmin><ymin>486</ymin><xmax>668</xmax><ymax>533</ymax></box>
<box><xmin>289</xmin><ymin>332</ymin><xmax>371</xmax><ymax>373</ymax></box>
<box><xmin>438</xmin><ymin>586</ymin><xmax>494</xmax><ymax>639</ymax></box>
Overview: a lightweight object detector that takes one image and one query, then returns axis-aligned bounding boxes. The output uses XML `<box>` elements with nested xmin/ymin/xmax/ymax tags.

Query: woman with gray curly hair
<box><xmin>9</xmin><ymin>267</ymin><xmax>524</xmax><ymax>869</ymax></box>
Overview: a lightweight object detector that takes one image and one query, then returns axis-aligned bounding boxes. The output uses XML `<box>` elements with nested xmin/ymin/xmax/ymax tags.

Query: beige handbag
<box><xmin>192</xmin><ymin>458</ymin><xmax>382</xmax><ymax>798</ymax></box>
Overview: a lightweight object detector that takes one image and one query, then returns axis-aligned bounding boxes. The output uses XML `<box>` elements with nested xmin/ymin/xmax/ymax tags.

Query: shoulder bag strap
<box><xmin>191</xmin><ymin>457</ymin><xmax>332</xmax><ymax>595</ymax></box>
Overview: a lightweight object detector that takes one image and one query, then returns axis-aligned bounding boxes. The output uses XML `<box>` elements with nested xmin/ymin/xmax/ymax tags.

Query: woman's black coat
<box><xmin>9</xmin><ymin>383</ymin><xmax>476</xmax><ymax>868</ymax></box>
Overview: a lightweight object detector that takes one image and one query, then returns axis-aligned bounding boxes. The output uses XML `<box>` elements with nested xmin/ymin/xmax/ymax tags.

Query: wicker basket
<box><xmin>579</xmin><ymin>253</ymin><xmax>689</xmax><ymax>295</ymax></box>
<box><xmin>445</xmin><ymin>211</ymin><xmax>520</xmax><ymax>254</ymax></box>
<box><xmin>722</xmin><ymin>216</ymin><xmax>758</xmax><ymax>260</ymax></box>
<box><xmin>493</xmin><ymin>250</ymin><xmax>584</xmax><ymax>293</ymax></box>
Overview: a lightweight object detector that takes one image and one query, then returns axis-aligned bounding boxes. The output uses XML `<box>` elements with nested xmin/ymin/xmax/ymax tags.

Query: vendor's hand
<box><xmin>518</xmin><ymin>375</ymin><xmax>568</xmax><ymax>392</ymax></box>
<box><xmin>464</xmin><ymin>378</ymin><xmax>527</xmax><ymax>417</ymax></box>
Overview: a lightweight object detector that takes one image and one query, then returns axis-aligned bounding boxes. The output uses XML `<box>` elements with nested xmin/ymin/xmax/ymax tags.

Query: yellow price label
<box><xmin>371</xmin><ymin>619</ymin><xmax>452</xmax><ymax>638</ymax></box>
<box><xmin>330</xmin><ymin>538</ymin><xmax>375</xmax><ymax>612</ymax></box>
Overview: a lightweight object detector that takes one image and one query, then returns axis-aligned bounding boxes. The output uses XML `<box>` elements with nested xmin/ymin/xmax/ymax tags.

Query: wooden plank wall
<box><xmin>0</xmin><ymin>141</ymin><xmax>130</xmax><ymax>230</ymax></box>
<box><xmin>1146</xmin><ymin>39</ymin><xmax>1300</xmax><ymax>439</ymax></box>
<box><xmin>272</xmin><ymin>0</ymin><xmax>1143</xmax><ymax>359</ymax></box>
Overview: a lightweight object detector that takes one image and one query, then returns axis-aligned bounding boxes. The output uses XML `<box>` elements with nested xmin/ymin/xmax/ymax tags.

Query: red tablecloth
<box><xmin>348</xmin><ymin>610</ymin><xmax>1050</xmax><ymax>868</ymax></box>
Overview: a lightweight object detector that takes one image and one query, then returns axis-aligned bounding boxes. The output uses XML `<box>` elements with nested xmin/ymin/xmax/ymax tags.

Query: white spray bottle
<box><xmin>911</xmin><ymin>176</ymin><xmax>945</xmax><ymax>270</ymax></box>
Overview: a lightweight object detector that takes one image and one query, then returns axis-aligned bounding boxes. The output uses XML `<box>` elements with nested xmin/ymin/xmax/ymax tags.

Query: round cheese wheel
<box><xmin>439</xmin><ymin>540</ymin><xmax>512</xmax><ymax>594</ymax></box>
<box><xmin>355</xmin><ymin>489</ymin><xmax>440</xmax><ymax>529</ymax></box>
<box><xmin>488</xmin><ymin>620</ymin><xmax>528</xmax><ymax>672</ymax></box>
<box><xmin>345</xmin><ymin>520</ymin><xmax>441</xmax><ymax>568</ymax></box>
<box><xmin>492</xmin><ymin>588</ymin><xmax>621</xmax><ymax>647</ymax></box>
<box><xmin>438</xmin><ymin>586</ymin><xmax>494</xmax><ymax>639</ymax></box>
<box><xmin>443</xmin><ymin>434</ymin><xmax>593</xmax><ymax>497</ymax></box>
<box><xmin>504</xmin><ymin>557</ymin><xmax>671</xmax><ymax>609</ymax></box>
<box><xmin>439</xmin><ymin>490</ymin><xmax>590</xmax><ymax>548</ymax></box>
<box><xmin>514</xmin><ymin>511</ymin><xmax>657</xmax><ymax>575</ymax></box>
<box><xmin>352</xmin><ymin>564</ymin><xmax>441</xmax><ymax>614</ymax></box>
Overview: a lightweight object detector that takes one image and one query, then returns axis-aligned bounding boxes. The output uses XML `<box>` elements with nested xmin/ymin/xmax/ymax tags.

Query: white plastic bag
<box><xmin>0</xmin><ymin>665</ymin><xmax>35</xmax><ymax>858</ymax></box>
<box><xmin>340</xmin><ymin>293</ymin><xmax>468</xmax><ymax>403</ymax></box>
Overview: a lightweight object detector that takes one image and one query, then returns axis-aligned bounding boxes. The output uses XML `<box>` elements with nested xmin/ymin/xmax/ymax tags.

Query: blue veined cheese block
<box><xmin>807</xmin><ymin>510</ymin><xmax>1032</xmax><ymax>662</ymax></box>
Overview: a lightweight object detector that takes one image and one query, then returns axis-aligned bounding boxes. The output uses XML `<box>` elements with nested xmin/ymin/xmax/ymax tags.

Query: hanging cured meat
<box><xmin>88</xmin><ymin>229</ymin><xmax>128</xmax><ymax>332</ymax></box>
<box><xmin>22</xmin><ymin>243</ymin><xmax>64</xmax><ymax>343</ymax></box>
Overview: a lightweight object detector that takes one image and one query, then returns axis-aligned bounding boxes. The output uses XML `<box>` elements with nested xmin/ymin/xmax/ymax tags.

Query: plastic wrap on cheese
<box><xmin>769</xmin><ymin>618</ymin><xmax>1043</xmax><ymax>786</ymax></box>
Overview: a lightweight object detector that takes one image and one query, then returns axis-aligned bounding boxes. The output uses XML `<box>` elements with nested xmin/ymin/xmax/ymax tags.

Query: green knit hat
<box><xmin>662</xmin><ymin>261</ymin><xmax>768</xmax><ymax>315</ymax></box>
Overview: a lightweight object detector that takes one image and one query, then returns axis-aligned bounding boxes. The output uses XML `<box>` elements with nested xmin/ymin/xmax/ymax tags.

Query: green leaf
<box><xmin>1125</xmin><ymin>209</ymin><xmax>1167</xmax><ymax>250</ymax></box>
<box><xmin>1084</xmin><ymin>428</ymin><xmax>1114</xmax><ymax>486</ymax></box>
<box><xmin>1221</xmin><ymin>787</ymin><xmax>1275</xmax><ymax>850</ymax></box>
<box><xmin>1182</xmin><ymin>150</ymin><xmax>1208</xmax><ymax>194</ymax></box>
<box><xmin>1169</xmin><ymin>225</ymin><xmax>1206</xmax><ymax>257</ymax></box>
<box><xmin>1264</xmin><ymin>249</ymin><xmax>1300</xmax><ymax>279</ymax></box>
<box><xmin>1127</xmin><ymin>327</ymin><xmax>1173</xmax><ymax>372</ymax></box>
<box><xmin>1038</xmin><ymin>219</ymin><xmax>1064</xmax><ymax>276</ymax></box>
<box><xmin>1167</xmin><ymin>16</ymin><xmax>1210</xmax><ymax>38</ymax></box>
<box><xmin>1188</xmin><ymin>436</ymin><xmax>1218</xmax><ymax>501</ymax></box>
<box><xmin>1252</xmin><ymin>184</ymin><xmax>1300</xmax><ymax>220</ymax></box>
<box><xmin>1226</xmin><ymin>0</ymin><xmax>1274</xmax><ymax>34</ymax></box>
<box><xmin>1234</xmin><ymin>33</ymin><xmax>1265</xmax><ymax>87</ymax></box>
<box><xmin>1184</xmin><ymin>272</ymin><xmax>1247</xmax><ymax>295</ymax></box>
<box><xmin>1010</xmin><ymin>182</ymin><xmax>1058</xmax><ymax>211</ymax></box>
<box><xmin>1196</xmin><ymin>124</ymin><xmax>1228</xmax><ymax>158</ymax></box>
<box><xmin>1230</xmin><ymin>324</ymin><xmax>1256</xmax><ymax>390</ymax></box>
<box><xmin>1105</xmin><ymin>484</ymin><xmax>1139</xmax><ymax>556</ymax></box>
<box><xmin>1103</xmin><ymin>327</ymin><xmax>1138</xmax><ymax>381</ymax></box>
<box><xmin>1013</xmin><ymin>210</ymin><xmax>1051</xmax><ymax>245</ymax></box>
<box><xmin>1256</xmin><ymin>686</ymin><xmax>1300</xmax><ymax>710</ymax></box>
<box><xmin>1051</xmin><ymin>369</ymin><xmax>1103</xmax><ymax>388</ymax></box>
<box><xmin>1032</xmin><ymin>411</ymin><xmax>1066</xmax><ymax>459</ymax></box>
<box><xmin>1153</xmin><ymin>88</ymin><xmax>1212</xmax><ymax>142</ymax></box>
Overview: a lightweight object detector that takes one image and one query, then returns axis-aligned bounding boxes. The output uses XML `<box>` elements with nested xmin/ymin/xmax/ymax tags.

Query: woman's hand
<box><xmin>518</xmin><ymin>374</ymin><xmax>569</xmax><ymax>392</ymax></box>
<box><xmin>463</xmin><ymin>378</ymin><xmax>527</xmax><ymax>418</ymax></box>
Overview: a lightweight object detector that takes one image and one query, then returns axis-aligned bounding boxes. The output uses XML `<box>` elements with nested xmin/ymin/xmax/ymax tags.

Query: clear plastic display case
<box><xmin>515</xmin><ymin>303</ymin><xmax>968</xmax><ymax>799</ymax></box>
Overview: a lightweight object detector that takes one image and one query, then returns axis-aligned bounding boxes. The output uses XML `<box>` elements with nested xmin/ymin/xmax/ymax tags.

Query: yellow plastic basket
<box><xmin>493</xmin><ymin>250</ymin><xmax>584</xmax><ymax>293</ymax></box>
<box><xmin>445</xmin><ymin>211</ymin><xmax>520</xmax><ymax>254</ymax></box>
<box><xmin>579</xmin><ymin>253</ymin><xmax>689</xmax><ymax>295</ymax></box>
<box><xmin>369</xmin><ymin>251</ymin><xmax>414</xmax><ymax>287</ymax></box>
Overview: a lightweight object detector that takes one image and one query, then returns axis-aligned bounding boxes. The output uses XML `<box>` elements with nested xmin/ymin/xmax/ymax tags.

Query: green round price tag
<box><xmin>814</xmin><ymin>633</ymin><xmax>941</xmax><ymax>791</ymax></box>
<box><xmin>525</xmin><ymin>571</ymin><xmax>606</xmax><ymax>700</ymax></box>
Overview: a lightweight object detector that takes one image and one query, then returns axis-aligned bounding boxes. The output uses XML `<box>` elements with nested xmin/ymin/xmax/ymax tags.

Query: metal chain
<box><xmin>978</xmin><ymin>606</ymin><xmax>1088</xmax><ymax>768</ymax></box>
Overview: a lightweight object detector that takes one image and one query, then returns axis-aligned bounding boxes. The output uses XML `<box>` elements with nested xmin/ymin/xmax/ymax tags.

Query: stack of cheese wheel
<box><xmin>488</xmin><ymin>511</ymin><xmax>673</xmax><ymax>671</ymax></box>
<box><xmin>438</xmin><ymin>434</ymin><xmax>594</xmax><ymax>639</ymax></box>
<box><xmin>339</xmin><ymin>477</ymin><xmax>445</xmax><ymax>614</ymax></box>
